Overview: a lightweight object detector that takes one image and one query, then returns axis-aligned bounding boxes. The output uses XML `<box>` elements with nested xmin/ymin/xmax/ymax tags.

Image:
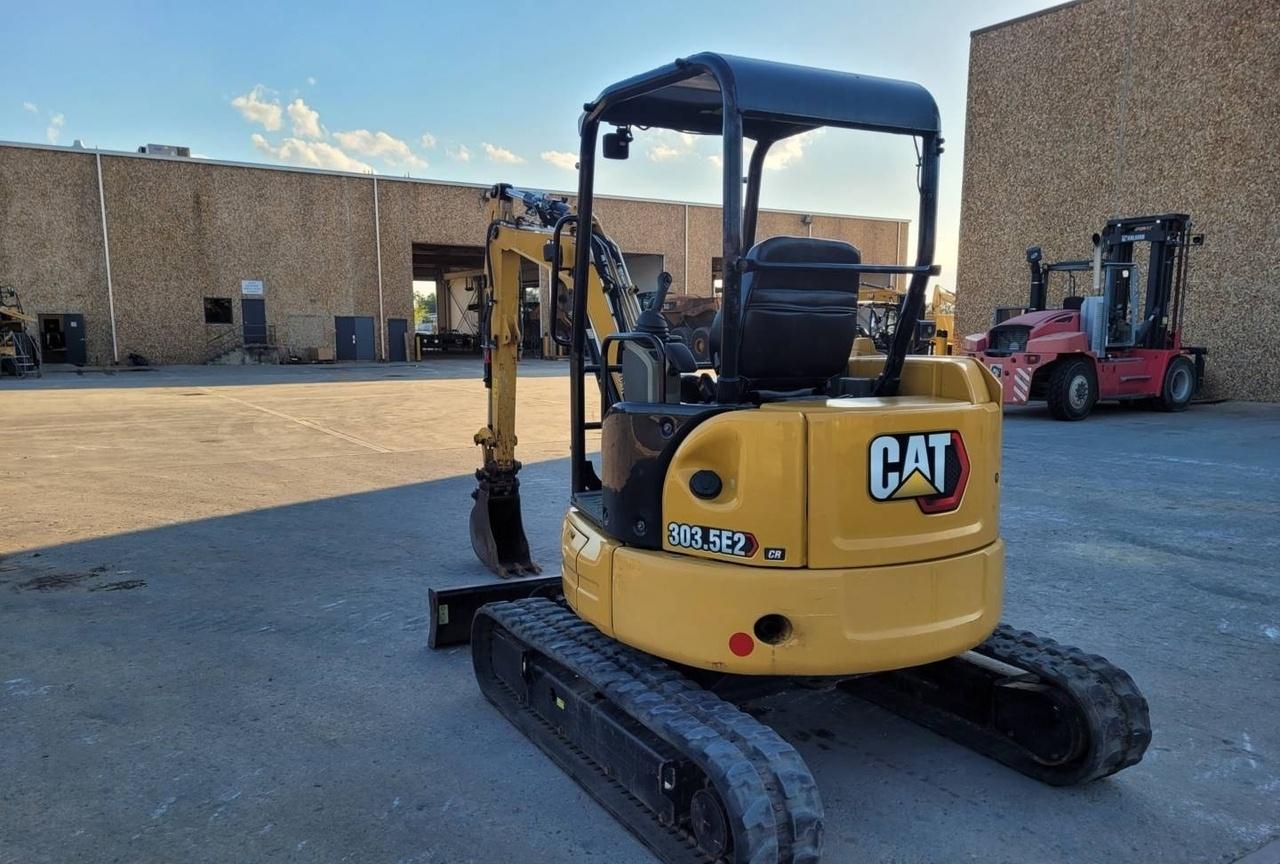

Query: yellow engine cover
<box><xmin>562</xmin><ymin>355</ymin><xmax>1006</xmax><ymax>676</ymax></box>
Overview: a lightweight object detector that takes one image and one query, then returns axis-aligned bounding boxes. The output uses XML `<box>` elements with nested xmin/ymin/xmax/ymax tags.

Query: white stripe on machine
<box><xmin>1014</xmin><ymin>368</ymin><xmax>1031</xmax><ymax>401</ymax></box>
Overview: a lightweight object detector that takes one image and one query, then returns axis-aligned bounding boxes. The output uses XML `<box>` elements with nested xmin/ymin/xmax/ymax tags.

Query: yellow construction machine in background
<box><xmin>857</xmin><ymin>284</ymin><xmax>954</xmax><ymax>355</ymax></box>
<box><xmin>930</xmin><ymin>286</ymin><xmax>956</xmax><ymax>354</ymax></box>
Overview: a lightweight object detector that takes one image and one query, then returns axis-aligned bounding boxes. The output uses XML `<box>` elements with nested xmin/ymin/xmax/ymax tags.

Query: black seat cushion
<box><xmin>713</xmin><ymin>236</ymin><xmax>861</xmax><ymax>393</ymax></box>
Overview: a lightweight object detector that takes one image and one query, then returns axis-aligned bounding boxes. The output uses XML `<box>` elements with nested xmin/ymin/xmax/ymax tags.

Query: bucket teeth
<box><xmin>470</xmin><ymin>464</ymin><xmax>541</xmax><ymax>579</ymax></box>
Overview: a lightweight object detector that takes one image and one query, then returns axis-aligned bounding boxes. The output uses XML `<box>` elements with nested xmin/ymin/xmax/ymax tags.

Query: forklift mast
<box><xmin>1097</xmin><ymin>214</ymin><xmax>1197</xmax><ymax>350</ymax></box>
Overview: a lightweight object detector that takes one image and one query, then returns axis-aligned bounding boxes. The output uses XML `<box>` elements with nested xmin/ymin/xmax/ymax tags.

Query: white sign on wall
<box><xmin>241</xmin><ymin>280</ymin><xmax>264</xmax><ymax>295</ymax></box>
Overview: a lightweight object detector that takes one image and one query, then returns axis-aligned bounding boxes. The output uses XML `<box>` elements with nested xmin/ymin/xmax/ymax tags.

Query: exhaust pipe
<box><xmin>469</xmin><ymin>462</ymin><xmax>541</xmax><ymax>578</ymax></box>
<box><xmin>1026</xmin><ymin>246</ymin><xmax>1045</xmax><ymax>311</ymax></box>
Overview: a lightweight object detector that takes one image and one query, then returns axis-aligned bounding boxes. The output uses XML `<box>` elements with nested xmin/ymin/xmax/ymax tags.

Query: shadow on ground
<box><xmin>3</xmin><ymin>404</ymin><xmax>1279</xmax><ymax>864</ymax></box>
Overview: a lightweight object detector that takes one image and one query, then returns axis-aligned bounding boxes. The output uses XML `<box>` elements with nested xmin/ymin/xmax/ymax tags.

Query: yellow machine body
<box><xmin>562</xmin><ymin>353</ymin><xmax>1004</xmax><ymax>676</ymax></box>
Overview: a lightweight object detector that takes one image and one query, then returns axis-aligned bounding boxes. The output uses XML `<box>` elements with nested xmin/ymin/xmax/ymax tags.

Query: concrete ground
<box><xmin>1</xmin><ymin>359</ymin><xmax>1277</xmax><ymax>864</ymax></box>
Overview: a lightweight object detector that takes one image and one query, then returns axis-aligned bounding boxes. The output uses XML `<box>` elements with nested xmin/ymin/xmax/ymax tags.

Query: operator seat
<box><xmin>710</xmin><ymin>236</ymin><xmax>862</xmax><ymax>397</ymax></box>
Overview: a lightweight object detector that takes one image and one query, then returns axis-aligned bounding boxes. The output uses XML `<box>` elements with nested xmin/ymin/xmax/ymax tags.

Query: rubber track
<box><xmin>852</xmin><ymin>623</ymin><xmax>1151</xmax><ymax>786</ymax></box>
<box><xmin>475</xmin><ymin>598</ymin><xmax>823</xmax><ymax>864</ymax></box>
<box><xmin>976</xmin><ymin>624</ymin><xmax>1152</xmax><ymax>782</ymax></box>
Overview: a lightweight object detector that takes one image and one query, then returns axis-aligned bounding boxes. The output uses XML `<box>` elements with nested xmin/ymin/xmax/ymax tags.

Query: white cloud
<box><xmin>306</xmin><ymin>76</ymin><xmax>317</xmax><ymax>86</ymax></box>
<box><xmin>251</xmin><ymin>133</ymin><xmax>373</xmax><ymax>173</ymax></box>
<box><xmin>648</xmin><ymin>143</ymin><xmax>684</xmax><ymax>163</ymax></box>
<box><xmin>46</xmin><ymin>113</ymin><xmax>65</xmax><ymax>144</ymax></box>
<box><xmin>761</xmin><ymin>129</ymin><xmax>822</xmax><ymax>170</ymax></box>
<box><xmin>705</xmin><ymin>130</ymin><xmax>821</xmax><ymax>172</ymax></box>
<box><xmin>22</xmin><ymin>101</ymin><xmax>37</xmax><ymax>113</ymax></box>
<box><xmin>482</xmin><ymin>142</ymin><xmax>524</xmax><ymax>164</ymax></box>
<box><xmin>332</xmin><ymin>129</ymin><xmax>426</xmax><ymax>169</ymax></box>
<box><xmin>447</xmin><ymin>144</ymin><xmax>471</xmax><ymax>162</ymax></box>
<box><xmin>541</xmin><ymin>150</ymin><xmax>577</xmax><ymax>171</ymax></box>
<box><xmin>231</xmin><ymin>85</ymin><xmax>282</xmax><ymax>131</ymax></box>
<box><xmin>420</xmin><ymin>132</ymin><xmax>437</xmax><ymax>149</ymax></box>
<box><xmin>645</xmin><ymin>130</ymin><xmax>701</xmax><ymax>163</ymax></box>
<box><xmin>286</xmin><ymin>98</ymin><xmax>324</xmax><ymax>139</ymax></box>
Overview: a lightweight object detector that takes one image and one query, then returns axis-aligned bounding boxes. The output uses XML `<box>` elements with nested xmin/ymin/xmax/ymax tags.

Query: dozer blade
<box><xmin>470</xmin><ymin>464</ymin><xmax>541</xmax><ymax>578</ymax></box>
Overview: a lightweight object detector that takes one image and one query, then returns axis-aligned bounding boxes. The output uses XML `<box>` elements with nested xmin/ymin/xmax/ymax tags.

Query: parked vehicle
<box><xmin>963</xmin><ymin>214</ymin><xmax>1205</xmax><ymax>420</ymax></box>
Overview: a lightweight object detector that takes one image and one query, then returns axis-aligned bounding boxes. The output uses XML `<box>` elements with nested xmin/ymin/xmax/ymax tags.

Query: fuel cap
<box><xmin>690</xmin><ymin>470</ymin><xmax>722</xmax><ymax>500</ymax></box>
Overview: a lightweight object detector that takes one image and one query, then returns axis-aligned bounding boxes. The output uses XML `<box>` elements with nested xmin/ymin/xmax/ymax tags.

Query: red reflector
<box><xmin>728</xmin><ymin>632</ymin><xmax>754</xmax><ymax>657</ymax></box>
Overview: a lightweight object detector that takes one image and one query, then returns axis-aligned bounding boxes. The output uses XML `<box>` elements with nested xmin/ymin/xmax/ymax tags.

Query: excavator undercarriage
<box><xmin>450</xmin><ymin>597</ymin><xmax>1149</xmax><ymax>863</ymax></box>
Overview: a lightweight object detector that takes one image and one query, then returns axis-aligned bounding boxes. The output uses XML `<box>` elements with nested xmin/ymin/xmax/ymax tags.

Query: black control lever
<box><xmin>635</xmin><ymin>271</ymin><xmax>673</xmax><ymax>337</ymax></box>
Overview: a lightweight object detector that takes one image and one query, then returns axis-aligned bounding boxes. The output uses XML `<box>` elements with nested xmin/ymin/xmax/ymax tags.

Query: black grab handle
<box><xmin>548</xmin><ymin>215</ymin><xmax>576</xmax><ymax>349</ymax></box>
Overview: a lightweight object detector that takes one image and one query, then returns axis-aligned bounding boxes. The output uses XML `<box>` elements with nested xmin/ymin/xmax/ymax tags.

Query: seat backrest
<box><xmin>729</xmin><ymin>236</ymin><xmax>861</xmax><ymax>393</ymax></box>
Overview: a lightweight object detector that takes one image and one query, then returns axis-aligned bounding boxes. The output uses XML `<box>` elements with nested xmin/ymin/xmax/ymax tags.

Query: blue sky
<box><xmin>3</xmin><ymin>0</ymin><xmax>1050</xmax><ymax>286</ymax></box>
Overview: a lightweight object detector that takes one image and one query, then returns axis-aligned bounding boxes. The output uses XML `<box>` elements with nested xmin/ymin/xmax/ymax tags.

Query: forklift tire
<box><xmin>1047</xmin><ymin>358</ymin><xmax>1096</xmax><ymax>421</ymax></box>
<box><xmin>690</xmin><ymin>326</ymin><xmax>711</xmax><ymax>362</ymax></box>
<box><xmin>1158</xmin><ymin>355</ymin><xmax>1196</xmax><ymax>412</ymax></box>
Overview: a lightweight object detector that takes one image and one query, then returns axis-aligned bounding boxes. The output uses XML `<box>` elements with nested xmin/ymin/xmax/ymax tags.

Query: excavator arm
<box><xmin>469</xmin><ymin>185</ymin><xmax>643</xmax><ymax>577</ymax></box>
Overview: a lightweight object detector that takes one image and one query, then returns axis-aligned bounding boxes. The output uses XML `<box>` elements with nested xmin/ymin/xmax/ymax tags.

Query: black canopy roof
<box><xmin>587</xmin><ymin>52</ymin><xmax>940</xmax><ymax>141</ymax></box>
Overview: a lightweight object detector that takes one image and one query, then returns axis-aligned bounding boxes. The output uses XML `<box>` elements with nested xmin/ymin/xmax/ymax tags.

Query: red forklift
<box><xmin>962</xmin><ymin>214</ymin><xmax>1206</xmax><ymax>420</ymax></box>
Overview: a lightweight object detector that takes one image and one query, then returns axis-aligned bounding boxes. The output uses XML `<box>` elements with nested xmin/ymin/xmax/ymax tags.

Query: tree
<box><xmin>414</xmin><ymin>291</ymin><xmax>437</xmax><ymax>325</ymax></box>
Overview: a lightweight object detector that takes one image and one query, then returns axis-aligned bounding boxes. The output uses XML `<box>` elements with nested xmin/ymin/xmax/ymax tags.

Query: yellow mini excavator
<box><xmin>429</xmin><ymin>53</ymin><xmax>1150</xmax><ymax>864</ymax></box>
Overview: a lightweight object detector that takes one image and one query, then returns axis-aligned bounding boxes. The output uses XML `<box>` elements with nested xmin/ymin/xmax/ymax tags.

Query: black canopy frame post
<box><xmin>741</xmin><ymin>138</ymin><xmax>772</xmax><ymax>249</ymax></box>
<box><xmin>570</xmin><ymin>119</ymin><xmax>599</xmax><ymax>494</ymax></box>
<box><xmin>877</xmin><ymin>132</ymin><xmax>940</xmax><ymax>396</ymax></box>
<box><xmin>717</xmin><ymin>101</ymin><xmax>746</xmax><ymax>402</ymax></box>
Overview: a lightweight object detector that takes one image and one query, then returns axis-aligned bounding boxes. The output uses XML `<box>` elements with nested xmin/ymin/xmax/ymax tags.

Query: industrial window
<box><xmin>204</xmin><ymin>297</ymin><xmax>233</xmax><ymax>324</ymax></box>
<box><xmin>711</xmin><ymin>257</ymin><xmax>724</xmax><ymax>295</ymax></box>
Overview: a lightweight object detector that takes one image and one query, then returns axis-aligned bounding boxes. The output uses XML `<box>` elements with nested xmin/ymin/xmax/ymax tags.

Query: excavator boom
<box><xmin>468</xmin><ymin>184</ymin><xmax>641</xmax><ymax>577</ymax></box>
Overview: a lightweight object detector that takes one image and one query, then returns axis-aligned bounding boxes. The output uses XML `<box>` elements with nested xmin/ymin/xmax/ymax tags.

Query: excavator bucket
<box><xmin>469</xmin><ymin>465</ymin><xmax>541</xmax><ymax>578</ymax></box>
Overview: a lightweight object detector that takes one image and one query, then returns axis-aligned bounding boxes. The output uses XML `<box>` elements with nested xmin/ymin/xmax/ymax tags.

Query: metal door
<box><xmin>241</xmin><ymin>299</ymin><xmax>267</xmax><ymax>345</ymax></box>
<box><xmin>335</xmin><ymin>316</ymin><xmax>357</xmax><ymax>361</ymax></box>
<box><xmin>387</xmin><ymin>318</ymin><xmax>408</xmax><ymax>362</ymax></box>
<box><xmin>334</xmin><ymin>316</ymin><xmax>375</xmax><ymax>361</ymax></box>
<box><xmin>64</xmin><ymin>314</ymin><xmax>87</xmax><ymax>365</ymax></box>
<box><xmin>354</xmin><ymin>316</ymin><xmax>375</xmax><ymax>361</ymax></box>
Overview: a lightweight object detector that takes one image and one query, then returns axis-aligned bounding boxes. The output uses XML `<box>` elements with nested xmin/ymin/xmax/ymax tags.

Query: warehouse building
<box><xmin>955</xmin><ymin>0</ymin><xmax>1280</xmax><ymax>400</ymax></box>
<box><xmin>0</xmin><ymin>141</ymin><xmax>908</xmax><ymax>367</ymax></box>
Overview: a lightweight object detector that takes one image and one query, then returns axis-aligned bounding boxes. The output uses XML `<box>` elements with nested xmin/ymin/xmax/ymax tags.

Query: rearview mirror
<box><xmin>603</xmin><ymin>126</ymin><xmax>632</xmax><ymax>160</ymax></box>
